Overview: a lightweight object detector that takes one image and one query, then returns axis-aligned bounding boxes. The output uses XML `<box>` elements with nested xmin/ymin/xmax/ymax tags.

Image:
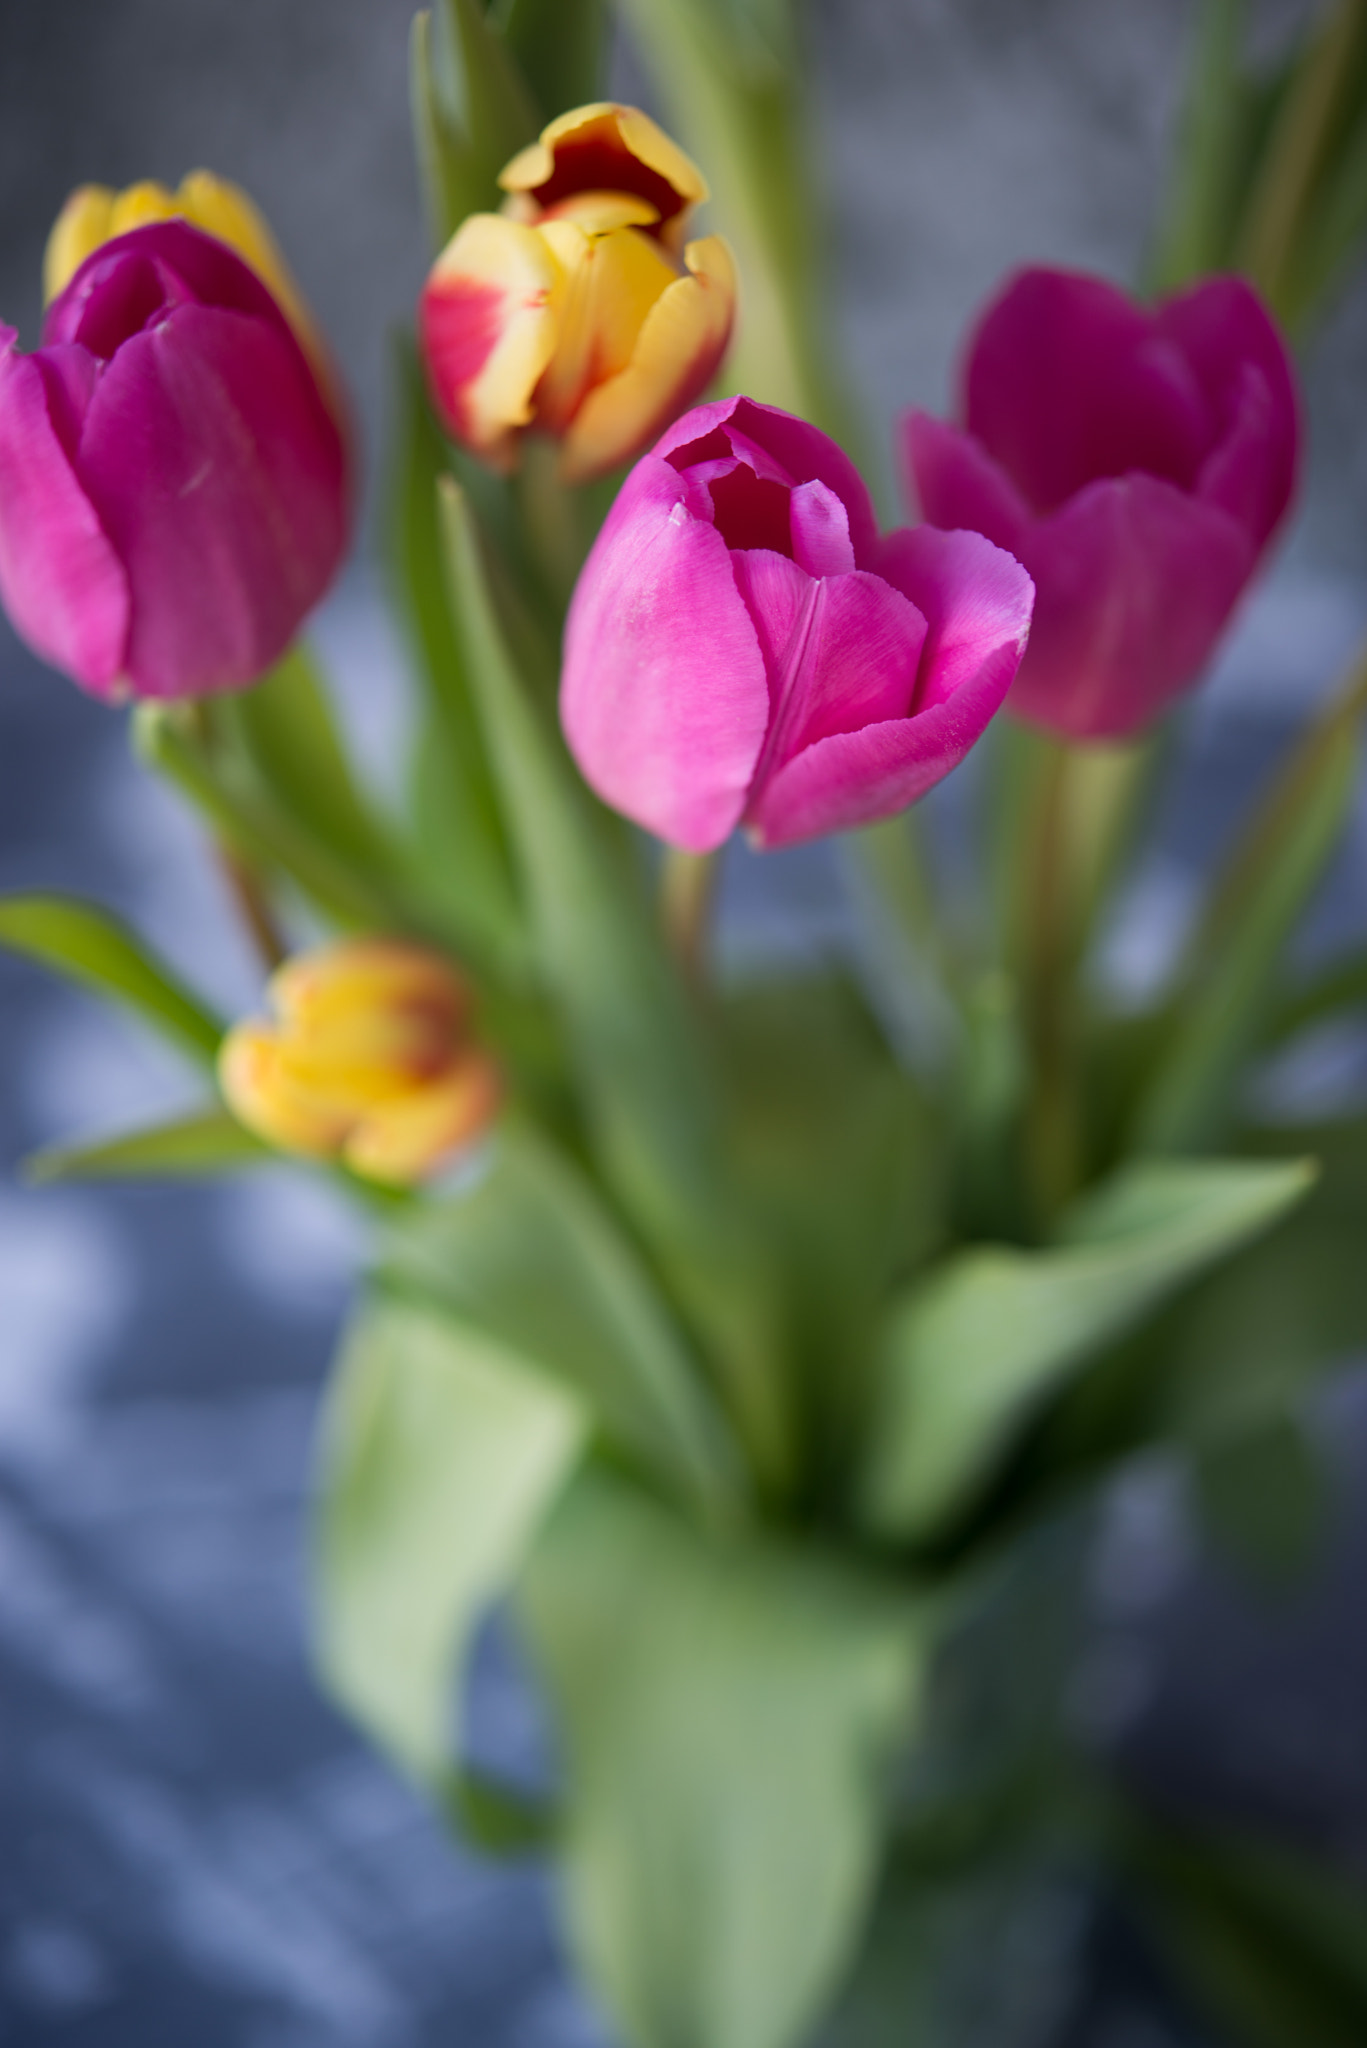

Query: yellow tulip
<box><xmin>419</xmin><ymin>103</ymin><xmax>736</xmax><ymax>483</ymax></box>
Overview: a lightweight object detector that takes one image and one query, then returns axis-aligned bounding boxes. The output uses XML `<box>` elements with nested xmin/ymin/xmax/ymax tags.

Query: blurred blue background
<box><xmin>4</xmin><ymin>3</ymin><xmax>1367</xmax><ymax>2042</ymax></box>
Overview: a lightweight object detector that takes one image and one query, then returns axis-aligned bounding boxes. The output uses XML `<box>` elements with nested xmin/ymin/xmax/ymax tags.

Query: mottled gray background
<box><xmin>3</xmin><ymin>3</ymin><xmax>1367</xmax><ymax>2044</ymax></box>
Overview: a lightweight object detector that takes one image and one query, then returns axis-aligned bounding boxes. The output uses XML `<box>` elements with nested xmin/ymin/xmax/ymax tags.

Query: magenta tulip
<box><xmin>0</xmin><ymin>220</ymin><xmax>349</xmax><ymax>701</ymax></box>
<box><xmin>561</xmin><ymin>396</ymin><xmax>1034</xmax><ymax>851</ymax></box>
<box><xmin>903</xmin><ymin>267</ymin><xmax>1299</xmax><ymax>740</ymax></box>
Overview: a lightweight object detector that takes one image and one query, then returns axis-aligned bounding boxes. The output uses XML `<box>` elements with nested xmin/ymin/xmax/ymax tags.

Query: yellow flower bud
<box><xmin>43</xmin><ymin>170</ymin><xmax>332</xmax><ymax>392</ymax></box>
<box><xmin>419</xmin><ymin>103</ymin><xmax>736</xmax><ymax>483</ymax></box>
<box><xmin>219</xmin><ymin>940</ymin><xmax>501</xmax><ymax>1188</ymax></box>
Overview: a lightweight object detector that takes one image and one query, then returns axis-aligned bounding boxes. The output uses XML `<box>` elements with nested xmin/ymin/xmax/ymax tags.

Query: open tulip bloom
<box><xmin>4</xmin><ymin>21</ymin><xmax>1367</xmax><ymax>2048</ymax></box>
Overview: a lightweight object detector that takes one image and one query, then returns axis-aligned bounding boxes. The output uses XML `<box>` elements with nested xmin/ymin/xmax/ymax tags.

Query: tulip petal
<box><xmin>750</xmin><ymin>526</ymin><xmax>1031</xmax><ymax>848</ymax></box>
<box><xmin>789</xmin><ymin>479</ymin><xmax>855</xmax><ymax>577</ymax></box>
<box><xmin>0</xmin><ymin>329</ymin><xmax>129</xmax><ymax>695</ymax></box>
<box><xmin>421</xmin><ymin>214</ymin><xmax>563</xmax><ymax>469</ymax></box>
<box><xmin>874</xmin><ymin>523</ymin><xmax>1035</xmax><ymax>715</ymax></box>
<box><xmin>501</xmin><ymin>103</ymin><xmax>708</xmax><ymax>233</ymax></box>
<box><xmin>964</xmin><ymin>267</ymin><xmax>1211</xmax><ymax>514</ymax></box>
<box><xmin>902</xmin><ymin>412</ymin><xmax>1032</xmax><ymax>559</ymax></box>
<box><xmin>735</xmin><ymin>556</ymin><xmax>926</xmax><ymax>774</ymax></box>
<box><xmin>535</xmin><ymin>219</ymin><xmax>679</xmax><ymax>437</ymax></box>
<box><xmin>558</xmin><ymin>235</ymin><xmax>736</xmax><ymax>485</ymax></box>
<box><xmin>75</xmin><ymin>304</ymin><xmax>348</xmax><ymax>697</ymax></box>
<box><xmin>344</xmin><ymin>1052</ymin><xmax>501</xmax><ymax>1186</ymax></box>
<box><xmin>1008</xmin><ymin>474</ymin><xmax>1253</xmax><ymax>738</ymax></box>
<box><xmin>654</xmin><ymin>396</ymin><xmax>881</xmax><ymax>565</ymax></box>
<box><xmin>1159</xmin><ymin>275</ymin><xmax>1298</xmax><ymax>549</ymax></box>
<box><xmin>43</xmin><ymin>185</ymin><xmax>116</xmax><ymax>305</ymax></box>
<box><xmin>561</xmin><ymin>454</ymin><xmax>769</xmax><ymax>850</ymax></box>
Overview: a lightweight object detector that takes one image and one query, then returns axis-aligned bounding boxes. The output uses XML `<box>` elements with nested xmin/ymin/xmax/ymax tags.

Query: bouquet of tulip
<box><xmin>7</xmin><ymin>3</ymin><xmax>1367</xmax><ymax>2043</ymax></box>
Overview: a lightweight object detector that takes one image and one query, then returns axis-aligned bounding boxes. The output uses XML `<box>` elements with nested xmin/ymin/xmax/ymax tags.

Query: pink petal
<box><xmin>901</xmin><ymin>412</ymin><xmax>1031</xmax><ymax>559</ymax></box>
<box><xmin>789</xmin><ymin>478</ymin><xmax>855</xmax><ymax>577</ymax></box>
<box><xmin>874</xmin><ymin>524</ymin><xmax>1035</xmax><ymax>714</ymax></box>
<box><xmin>1008</xmin><ymin>472</ymin><xmax>1253</xmax><ymax>738</ymax></box>
<box><xmin>749</xmin><ymin>640</ymin><xmax>1020</xmax><ymax>849</ymax></box>
<box><xmin>561</xmin><ymin>453</ymin><xmax>770</xmax><ymax>851</ymax></box>
<box><xmin>0</xmin><ymin>328</ymin><xmax>129</xmax><ymax>695</ymax></box>
<box><xmin>964</xmin><ymin>267</ymin><xmax>1212</xmax><ymax>514</ymax></box>
<box><xmin>655</xmin><ymin>395</ymin><xmax>880</xmax><ymax>563</ymax></box>
<box><xmin>76</xmin><ymin>303</ymin><xmax>348</xmax><ymax>698</ymax></box>
<box><xmin>1158</xmin><ymin>275</ymin><xmax>1299</xmax><ymax>550</ymax></box>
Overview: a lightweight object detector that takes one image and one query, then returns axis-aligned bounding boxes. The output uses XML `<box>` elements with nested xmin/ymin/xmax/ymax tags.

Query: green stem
<box><xmin>660</xmin><ymin>847</ymin><xmax>719</xmax><ymax>989</ymax></box>
<box><xmin>1020</xmin><ymin>739</ymin><xmax>1081</xmax><ymax>1220</ymax></box>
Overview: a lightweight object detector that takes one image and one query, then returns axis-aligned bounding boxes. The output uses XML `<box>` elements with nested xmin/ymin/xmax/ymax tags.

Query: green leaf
<box><xmin>517</xmin><ymin>1465</ymin><xmax>923</xmax><ymax>2048</ymax></box>
<box><xmin>379</xmin><ymin>1122</ymin><xmax>740</xmax><ymax>1520</ymax></box>
<box><xmin>411</xmin><ymin>0</ymin><xmax>540</xmax><ymax>250</ymax></box>
<box><xmin>859</xmin><ymin>1156</ymin><xmax>1316</xmax><ymax>1545</ymax></box>
<box><xmin>1193</xmin><ymin>1403</ymin><xmax>1331</xmax><ymax>1588</ymax></box>
<box><xmin>313</xmin><ymin>1291</ymin><xmax>585</xmax><ymax>1786</ymax></box>
<box><xmin>492</xmin><ymin>0</ymin><xmax>607</xmax><ymax>117</ymax></box>
<box><xmin>385</xmin><ymin>338</ymin><xmax>527</xmax><ymax>979</ymax></box>
<box><xmin>1132</xmin><ymin>1820</ymin><xmax>1367</xmax><ymax>2048</ymax></box>
<box><xmin>1149</xmin><ymin>0</ymin><xmax>1253</xmax><ymax>290</ymax></box>
<box><xmin>220</xmin><ymin>645</ymin><xmax>400</xmax><ymax>880</ymax></box>
<box><xmin>442</xmin><ymin>1767</ymin><xmax>555</xmax><ymax>1856</ymax></box>
<box><xmin>0</xmin><ymin>893</ymin><xmax>223</xmax><ymax>1064</ymax></box>
<box><xmin>1133</xmin><ymin>657</ymin><xmax>1367</xmax><ymax>1156</ymax></box>
<box><xmin>25</xmin><ymin>1107</ymin><xmax>268</xmax><ymax>1184</ymax></box>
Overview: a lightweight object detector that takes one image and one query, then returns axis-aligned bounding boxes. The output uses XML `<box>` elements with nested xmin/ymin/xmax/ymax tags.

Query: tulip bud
<box><xmin>420</xmin><ymin>102</ymin><xmax>736</xmax><ymax>484</ymax></box>
<box><xmin>561</xmin><ymin>396</ymin><xmax>1034</xmax><ymax>851</ymax></box>
<box><xmin>218</xmin><ymin>939</ymin><xmax>501</xmax><ymax>1187</ymax></box>
<box><xmin>903</xmin><ymin>267</ymin><xmax>1300</xmax><ymax>739</ymax></box>
<box><xmin>0</xmin><ymin>212</ymin><xmax>350</xmax><ymax>701</ymax></box>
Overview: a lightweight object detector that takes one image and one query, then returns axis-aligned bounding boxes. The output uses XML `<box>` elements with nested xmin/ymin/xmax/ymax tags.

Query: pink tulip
<box><xmin>903</xmin><ymin>267</ymin><xmax>1299</xmax><ymax>739</ymax></box>
<box><xmin>561</xmin><ymin>396</ymin><xmax>1034</xmax><ymax>851</ymax></box>
<box><xmin>0</xmin><ymin>220</ymin><xmax>349</xmax><ymax>702</ymax></box>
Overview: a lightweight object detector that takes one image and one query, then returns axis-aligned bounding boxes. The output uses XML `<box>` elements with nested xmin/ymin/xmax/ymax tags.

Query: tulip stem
<box><xmin>217</xmin><ymin>845</ymin><xmax>289</xmax><ymax>971</ymax></box>
<box><xmin>1020</xmin><ymin>738</ymin><xmax>1083</xmax><ymax>1222</ymax></box>
<box><xmin>661</xmin><ymin>848</ymin><xmax>719</xmax><ymax>988</ymax></box>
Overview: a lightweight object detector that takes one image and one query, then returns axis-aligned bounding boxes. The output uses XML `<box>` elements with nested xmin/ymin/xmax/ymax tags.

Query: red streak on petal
<box><xmin>420</xmin><ymin>275</ymin><xmax>515</xmax><ymax>437</ymax></box>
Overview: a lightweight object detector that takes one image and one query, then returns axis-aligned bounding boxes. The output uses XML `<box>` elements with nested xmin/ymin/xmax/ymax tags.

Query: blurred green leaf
<box><xmin>442</xmin><ymin>1766</ymin><xmax>555</xmax><ymax>1855</ymax></box>
<box><xmin>492</xmin><ymin>0</ymin><xmax>607</xmax><ymax>117</ymax></box>
<box><xmin>386</xmin><ymin>339</ymin><xmax>528</xmax><ymax>979</ymax></box>
<box><xmin>412</xmin><ymin>0</ymin><xmax>540</xmax><ymax>250</ymax></box>
<box><xmin>379</xmin><ymin>1121</ymin><xmax>740</xmax><ymax>1520</ymax></box>
<box><xmin>517</xmin><ymin>1463</ymin><xmax>923</xmax><ymax>2048</ymax></box>
<box><xmin>219</xmin><ymin>645</ymin><xmax>400</xmax><ymax>882</ymax></box>
<box><xmin>1133</xmin><ymin>657</ymin><xmax>1367</xmax><ymax>1156</ymax></box>
<box><xmin>25</xmin><ymin>1107</ymin><xmax>267</xmax><ymax>1184</ymax></box>
<box><xmin>313</xmin><ymin>1290</ymin><xmax>585</xmax><ymax>1785</ymax></box>
<box><xmin>1132</xmin><ymin>1819</ymin><xmax>1367</xmax><ymax>2048</ymax></box>
<box><xmin>859</xmin><ymin>1156</ymin><xmax>1315</xmax><ymax>1546</ymax></box>
<box><xmin>0</xmin><ymin>893</ymin><xmax>222</xmax><ymax>1064</ymax></box>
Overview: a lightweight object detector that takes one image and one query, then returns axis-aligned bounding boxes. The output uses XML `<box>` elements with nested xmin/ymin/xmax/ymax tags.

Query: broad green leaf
<box><xmin>411</xmin><ymin>0</ymin><xmax>540</xmax><ymax>250</ymax></box>
<box><xmin>313</xmin><ymin>1291</ymin><xmax>585</xmax><ymax>1785</ymax></box>
<box><xmin>219</xmin><ymin>645</ymin><xmax>400</xmax><ymax>880</ymax></box>
<box><xmin>859</xmin><ymin>1157</ymin><xmax>1315</xmax><ymax>1545</ymax></box>
<box><xmin>25</xmin><ymin>1107</ymin><xmax>268</xmax><ymax>1184</ymax></box>
<box><xmin>443</xmin><ymin>1767</ymin><xmax>554</xmax><ymax>1856</ymax></box>
<box><xmin>492</xmin><ymin>0</ymin><xmax>606</xmax><ymax>118</ymax></box>
<box><xmin>385</xmin><ymin>338</ymin><xmax>527</xmax><ymax>978</ymax></box>
<box><xmin>379</xmin><ymin>1122</ymin><xmax>740</xmax><ymax>1520</ymax></box>
<box><xmin>437</xmin><ymin>478</ymin><xmax>786</xmax><ymax>1488</ymax></box>
<box><xmin>1193</xmin><ymin>1404</ymin><xmax>1330</xmax><ymax>1588</ymax></box>
<box><xmin>1132</xmin><ymin>1820</ymin><xmax>1367</xmax><ymax>2048</ymax></box>
<box><xmin>0</xmin><ymin>894</ymin><xmax>222</xmax><ymax>1063</ymax></box>
<box><xmin>517</xmin><ymin>1465</ymin><xmax>923</xmax><ymax>2048</ymax></box>
<box><xmin>1133</xmin><ymin>657</ymin><xmax>1367</xmax><ymax>1155</ymax></box>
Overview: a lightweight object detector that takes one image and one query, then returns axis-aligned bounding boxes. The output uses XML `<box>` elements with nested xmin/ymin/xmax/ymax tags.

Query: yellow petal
<box><xmin>218</xmin><ymin>1021</ymin><xmax>351</xmax><ymax>1159</ymax></box>
<box><xmin>271</xmin><ymin>939</ymin><xmax>466</xmax><ymax>1033</ymax></box>
<box><xmin>43</xmin><ymin>186</ymin><xmax>116</xmax><ymax>303</ymax></box>
<box><xmin>422</xmin><ymin>213</ymin><xmax>565</xmax><ymax>470</ymax></box>
<box><xmin>499</xmin><ymin>103</ymin><xmax>707</xmax><ymax>232</ymax></box>
<box><xmin>344</xmin><ymin>1053</ymin><xmax>502</xmax><ymax>1186</ymax></box>
<box><xmin>537</xmin><ymin>191</ymin><xmax>661</xmax><ymax>234</ymax></box>
<box><xmin>558</xmin><ymin>233</ymin><xmax>737</xmax><ymax>484</ymax></box>
<box><xmin>533</xmin><ymin>221</ymin><xmax>677</xmax><ymax>435</ymax></box>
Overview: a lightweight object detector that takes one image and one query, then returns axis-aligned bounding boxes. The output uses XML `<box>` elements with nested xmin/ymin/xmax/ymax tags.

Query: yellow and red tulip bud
<box><xmin>218</xmin><ymin>940</ymin><xmax>501</xmax><ymax>1188</ymax></box>
<box><xmin>43</xmin><ymin>170</ymin><xmax>332</xmax><ymax>390</ymax></box>
<box><xmin>419</xmin><ymin>103</ymin><xmax>736</xmax><ymax>484</ymax></box>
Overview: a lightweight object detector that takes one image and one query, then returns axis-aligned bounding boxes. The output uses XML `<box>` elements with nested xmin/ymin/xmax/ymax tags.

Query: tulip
<box><xmin>420</xmin><ymin>102</ymin><xmax>736</xmax><ymax>484</ymax></box>
<box><xmin>560</xmin><ymin>396</ymin><xmax>1035</xmax><ymax>851</ymax></box>
<box><xmin>903</xmin><ymin>267</ymin><xmax>1299</xmax><ymax>739</ymax></box>
<box><xmin>219</xmin><ymin>939</ymin><xmax>501</xmax><ymax>1187</ymax></box>
<box><xmin>0</xmin><ymin>215</ymin><xmax>349</xmax><ymax>701</ymax></box>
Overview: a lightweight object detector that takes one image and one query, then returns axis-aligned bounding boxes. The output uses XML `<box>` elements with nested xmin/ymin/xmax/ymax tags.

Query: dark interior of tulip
<box><xmin>526</xmin><ymin>133</ymin><xmax>685</xmax><ymax>231</ymax></box>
